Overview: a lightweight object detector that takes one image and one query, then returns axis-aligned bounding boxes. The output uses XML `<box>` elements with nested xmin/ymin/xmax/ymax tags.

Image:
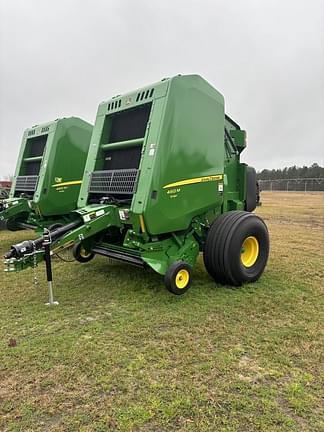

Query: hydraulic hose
<box><xmin>16</xmin><ymin>222</ymin><xmax>38</xmax><ymax>230</ymax></box>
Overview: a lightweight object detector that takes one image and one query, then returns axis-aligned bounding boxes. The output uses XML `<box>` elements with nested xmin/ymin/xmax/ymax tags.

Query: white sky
<box><xmin>0</xmin><ymin>0</ymin><xmax>323</xmax><ymax>177</ymax></box>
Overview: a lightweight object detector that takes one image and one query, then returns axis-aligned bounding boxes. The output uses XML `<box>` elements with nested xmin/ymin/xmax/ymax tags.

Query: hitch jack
<box><xmin>43</xmin><ymin>229</ymin><xmax>58</xmax><ymax>306</ymax></box>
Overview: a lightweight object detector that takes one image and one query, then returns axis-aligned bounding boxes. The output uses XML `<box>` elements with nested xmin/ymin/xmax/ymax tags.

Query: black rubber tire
<box><xmin>164</xmin><ymin>261</ymin><xmax>193</xmax><ymax>295</ymax></box>
<box><xmin>72</xmin><ymin>242</ymin><xmax>95</xmax><ymax>263</ymax></box>
<box><xmin>203</xmin><ymin>211</ymin><xmax>269</xmax><ymax>286</ymax></box>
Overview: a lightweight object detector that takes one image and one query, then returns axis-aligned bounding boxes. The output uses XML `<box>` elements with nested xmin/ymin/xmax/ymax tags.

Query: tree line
<box><xmin>257</xmin><ymin>163</ymin><xmax>324</xmax><ymax>180</ymax></box>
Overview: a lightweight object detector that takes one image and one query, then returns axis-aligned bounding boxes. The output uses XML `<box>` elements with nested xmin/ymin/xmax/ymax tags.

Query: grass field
<box><xmin>0</xmin><ymin>192</ymin><xmax>323</xmax><ymax>431</ymax></box>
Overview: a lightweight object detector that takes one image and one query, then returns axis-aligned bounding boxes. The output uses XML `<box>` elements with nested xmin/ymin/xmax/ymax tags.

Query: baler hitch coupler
<box><xmin>4</xmin><ymin>204</ymin><xmax>117</xmax><ymax>272</ymax></box>
<box><xmin>4</xmin><ymin>219</ymin><xmax>82</xmax><ymax>272</ymax></box>
<box><xmin>4</xmin><ymin>219</ymin><xmax>82</xmax><ymax>260</ymax></box>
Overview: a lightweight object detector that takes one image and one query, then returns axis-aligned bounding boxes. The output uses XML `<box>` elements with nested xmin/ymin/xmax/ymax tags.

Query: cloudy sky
<box><xmin>0</xmin><ymin>0</ymin><xmax>323</xmax><ymax>177</ymax></box>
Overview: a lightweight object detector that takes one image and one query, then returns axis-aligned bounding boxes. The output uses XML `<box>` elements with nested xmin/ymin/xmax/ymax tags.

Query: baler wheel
<box><xmin>165</xmin><ymin>261</ymin><xmax>192</xmax><ymax>295</ymax></box>
<box><xmin>72</xmin><ymin>242</ymin><xmax>95</xmax><ymax>263</ymax></box>
<box><xmin>203</xmin><ymin>211</ymin><xmax>269</xmax><ymax>286</ymax></box>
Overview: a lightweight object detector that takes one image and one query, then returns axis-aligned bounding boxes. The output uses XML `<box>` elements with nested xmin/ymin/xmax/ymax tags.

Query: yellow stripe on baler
<box><xmin>51</xmin><ymin>180</ymin><xmax>82</xmax><ymax>188</ymax></box>
<box><xmin>163</xmin><ymin>175</ymin><xmax>223</xmax><ymax>189</ymax></box>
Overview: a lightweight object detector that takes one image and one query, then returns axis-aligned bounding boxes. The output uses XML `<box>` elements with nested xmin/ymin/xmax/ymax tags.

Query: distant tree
<box><xmin>257</xmin><ymin>164</ymin><xmax>324</xmax><ymax>180</ymax></box>
<box><xmin>309</xmin><ymin>163</ymin><xmax>322</xmax><ymax>178</ymax></box>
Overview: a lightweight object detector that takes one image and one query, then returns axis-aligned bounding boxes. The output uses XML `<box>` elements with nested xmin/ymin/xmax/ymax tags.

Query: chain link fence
<box><xmin>259</xmin><ymin>178</ymin><xmax>324</xmax><ymax>192</ymax></box>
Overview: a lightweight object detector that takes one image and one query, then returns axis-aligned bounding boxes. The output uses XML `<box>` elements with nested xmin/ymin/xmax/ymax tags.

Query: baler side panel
<box><xmin>36</xmin><ymin>118</ymin><xmax>93</xmax><ymax>216</ymax></box>
<box><xmin>143</xmin><ymin>75</ymin><xmax>225</xmax><ymax>235</ymax></box>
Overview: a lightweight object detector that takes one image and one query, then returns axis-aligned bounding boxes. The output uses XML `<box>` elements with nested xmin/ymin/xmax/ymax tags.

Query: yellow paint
<box><xmin>52</xmin><ymin>240</ymin><xmax>74</xmax><ymax>253</ymax></box>
<box><xmin>163</xmin><ymin>175</ymin><xmax>223</xmax><ymax>189</ymax></box>
<box><xmin>139</xmin><ymin>214</ymin><xmax>146</xmax><ymax>233</ymax></box>
<box><xmin>34</xmin><ymin>205</ymin><xmax>42</xmax><ymax>216</ymax></box>
<box><xmin>80</xmin><ymin>246</ymin><xmax>92</xmax><ymax>258</ymax></box>
<box><xmin>175</xmin><ymin>269</ymin><xmax>190</xmax><ymax>289</ymax></box>
<box><xmin>241</xmin><ymin>236</ymin><xmax>259</xmax><ymax>267</ymax></box>
<box><xmin>52</xmin><ymin>180</ymin><xmax>82</xmax><ymax>188</ymax></box>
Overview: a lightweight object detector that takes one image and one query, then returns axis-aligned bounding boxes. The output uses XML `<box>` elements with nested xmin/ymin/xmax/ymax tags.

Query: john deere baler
<box><xmin>0</xmin><ymin>117</ymin><xmax>92</xmax><ymax>232</ymax></box>
<box><xmin>5</xmin><ymin>75</ymin><xmax>269</xmax><ymax>294</ymax></box>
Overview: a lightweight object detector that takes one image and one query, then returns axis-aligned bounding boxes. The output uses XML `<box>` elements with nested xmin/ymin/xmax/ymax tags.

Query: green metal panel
<box><xmin>136</xmin><ymin>75</ymin><xmax>225</xmax><ymax>234</ymax></box>
<box><xmin>4</xmin><ymin>117</ymin><xmax>92</xmax><ymax>227</ymax></box>
<box><xmin>34</xmin><ymin>118</ymin><xmax>92</xmax><ymax>216</ymax></box>
<box><xmin>11</xmin><ymin>117</ymin><xmax>92</xmax><ymax>217</ymax></box>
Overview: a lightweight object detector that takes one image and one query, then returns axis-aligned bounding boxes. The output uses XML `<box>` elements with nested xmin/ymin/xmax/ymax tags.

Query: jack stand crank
<box><xmin>43</xmin><ymin>229</ymin><xmax>59</xmax><ymax>306</ymax></box>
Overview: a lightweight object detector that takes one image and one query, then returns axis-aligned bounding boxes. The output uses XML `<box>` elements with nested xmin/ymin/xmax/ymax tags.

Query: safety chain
<box><xmin>32</xmin><ymin>240</ymin><xmax>38</xmax><ymax>288</ymax></box>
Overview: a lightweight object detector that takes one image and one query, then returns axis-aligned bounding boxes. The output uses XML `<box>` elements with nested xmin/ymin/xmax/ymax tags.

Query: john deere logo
<box><xmin>55</xmin><ymin>177</ymin><xmax>62</xmax><ymax>183</ymax></box>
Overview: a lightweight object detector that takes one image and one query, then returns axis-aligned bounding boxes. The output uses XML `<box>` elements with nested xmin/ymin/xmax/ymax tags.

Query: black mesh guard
<box><xmin>89</xmin><ymin>169</ymin><xmax>139</xmax><ymax>195</ymax></box>
<box><xmin>15</xmin><ymin>175</ymin><xmax>38</xmax><ymax>192</ymax></box>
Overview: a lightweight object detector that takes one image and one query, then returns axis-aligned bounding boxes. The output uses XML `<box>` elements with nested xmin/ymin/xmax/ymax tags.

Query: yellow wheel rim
<box><xmin>80</xmin><ymin>247</ymin><xmax>91</xmax><ymax>258</ymax></box>
<box><xmin>241</xmin><ymin>236</ymin><xmax>259</xmax><ymax>267</ymax></box>
<box><xmin>175</xmin><ymin>269</ymin><xmax>190</xmax><ymax>289</ymax></box>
